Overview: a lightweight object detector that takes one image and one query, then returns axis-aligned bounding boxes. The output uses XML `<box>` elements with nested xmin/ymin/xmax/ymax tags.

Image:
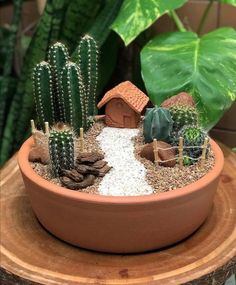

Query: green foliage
<box><xmin>178</xmin><ymin>125</ymin><xmax>208</xmax><ymax>164</ymax></box>
<box><xmin>77</xmin><ymin>35</ymin><xmax>98</xmax><ymax>117</ymax></box>
<box><xmin>220</xmin><ymin>0</ymin><xmax>236</xmax><ymax>6</ymax></box>
<box><xmin>61</xmin><ymin>62</ymin><xmax>86</xmax><ymax>130</ymax></box>
<box><xmin>143</xmin><ymin>107</ymin><xmax>173</xmax><ymax>143</ymax></box>
<box><xmin>49</xmin><ymin>125</ymin><xmax>75</xmax><ymax>177</ymax></box>
<box><xmin>169</xmin><ymin>105</ymin><xmax>198</xmax><ymax>134</ymax></box>
<box><xmin>141</xmin><ymin>28</ymin><xmax>236</xmax><ymax>131</ymax></box>
<box><xmin>112</xmin><ymin>0</ymin><xmax>187</xmax><ymax>45</ymax></box>
<box><xmin>33</xmin><ymin>61</ymin><xmax>54</xmax><ymax>127</ymax></box>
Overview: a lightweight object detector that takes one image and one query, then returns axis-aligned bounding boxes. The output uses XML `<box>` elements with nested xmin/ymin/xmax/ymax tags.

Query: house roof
<box><xmin>97</xmin><ymin>81</ymin><xmax>149</xmax><ymax>114</ymax></box>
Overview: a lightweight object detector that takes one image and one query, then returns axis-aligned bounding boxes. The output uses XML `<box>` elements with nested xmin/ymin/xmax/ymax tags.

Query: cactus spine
<box><xmin>78</xmin><ymin>35</ymin><xmax>98</xmax><ymax>117</ymax></box>
<box><xmin>49</xmin><ymin>124</ymin><xmax>75</xmax><ymax>177</ymax></box>
<box><xmin>143</xmin><ymin>107</ymin><xmax>173</xmax><ymax>143</ymax></box>
<box><xmin>48</xmin><ymin>42</ymin><xmax>69</xmax><ymax>122</ymax></box>
<box><xmin>169</xmin><ymin>105</ymin><xmax>198</xmax><ymax>134</ymax></box>
<box><xmin>61</xmin><ymin>62</ymin><xmax>86</xmax><ymax>130</ymax></box>
<box><xmin>33</xmin><ymin>61</ymin><xmax>54</xmax><ymax>127</ymax></box>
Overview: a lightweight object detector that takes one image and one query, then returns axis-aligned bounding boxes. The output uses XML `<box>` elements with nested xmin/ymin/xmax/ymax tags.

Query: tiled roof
<box><xmin>97</xmin><ymin>81</ymin><xmax>149</xmax><ymax>114</ymax></box>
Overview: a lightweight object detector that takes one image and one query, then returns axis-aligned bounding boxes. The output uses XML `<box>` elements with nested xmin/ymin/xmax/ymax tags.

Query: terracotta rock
<box><xmin>93</xmin><ymin>160</ymin><xmax>107</xmax><ymax>169</ymax></box>
<box><xmin>161</xmin><ymin>92</ymin><xmax>195</xmax><ymax>108</ymax></box>
<box><xmin>77</xmin><ymin>152</ymin><xmax>104</xmax><ymax>164</ymax></box>
<box><xmin>29</xmin><ymin>145</ymin><xmax>49</xmax><ymax>164</ymax></box>
<box><xmin>139</xmin><ymin>141</ymin><xmax>176</xmax><ymax>167</ymax></box>
<box><xmin>61</xmin><ymin>175</ymin><xmax>96</xmax><ymax>190</ymax></box>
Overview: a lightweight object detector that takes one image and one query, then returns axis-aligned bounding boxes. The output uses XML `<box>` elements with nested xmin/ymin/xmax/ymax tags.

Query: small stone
<box><xmin>76</xmin><ymin>164</ymin><xmax>100</xmax><ymax>176</ymax></box>
<box><xmin>93</xmin><ymin>160</ymin><xmax>107</xmax><ymax>169</ymax></box>
<box><xmin>29</xmin><ymin>145</ymin><xmax>49</xmax><ymax>164</ymax></box>
<box><xmin>139</xmin><ymin>141</ymin><xmax>176</xmax><ymax>167</ymax></box>
<box><xmin>61</xmin><ymin>175</ymin><xmax>96</xmax><ymax>190</ymax></box>
<box><xmin>161</xmin><ymin>92</ymin><xmax>195</xmax><ymax>108</ymax></box>
<box><xmin>62</xmin><ymin>169</ymin><xmax>84</xmax><ymax>182</ymax></box>
<box><xmin>77</xmin><ymin>152</ymin><xmax>104</xmax><ymax>163</ymax></box>
<box><xmin>98</xmin><ymin>165</ymin><xmax>112</xmax><ymax>177</ymax></box>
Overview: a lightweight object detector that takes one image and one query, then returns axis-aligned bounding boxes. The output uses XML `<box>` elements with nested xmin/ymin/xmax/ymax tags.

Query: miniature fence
<box><xmin>30</xmin><ymin>120</ymin><xmax>85</xmax><ymax>152</ymax></box>
<box><xmin>153</xmin><ymin>137</ymin><xmax>209</xmax><ymax>168</ymax></box>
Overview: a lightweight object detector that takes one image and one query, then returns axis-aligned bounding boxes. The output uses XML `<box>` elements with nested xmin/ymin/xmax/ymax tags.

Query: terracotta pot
<box><xmin>18</xmin><ymin>137</ymin><xmax>224</xmax><ymax>253</ymax></box>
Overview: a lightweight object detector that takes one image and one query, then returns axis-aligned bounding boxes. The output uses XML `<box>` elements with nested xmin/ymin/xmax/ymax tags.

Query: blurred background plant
<box><xmin>0</xmin><ymin>0</ymin><xmax>236</xmax><ymax>167</ymax></box>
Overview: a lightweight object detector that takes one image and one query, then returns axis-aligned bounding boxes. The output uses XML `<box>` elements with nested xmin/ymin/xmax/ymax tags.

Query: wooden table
<box><xmin>1</xmin><ymin>143</ymin><xmax>236</xmax><ymax>285</ymax></box>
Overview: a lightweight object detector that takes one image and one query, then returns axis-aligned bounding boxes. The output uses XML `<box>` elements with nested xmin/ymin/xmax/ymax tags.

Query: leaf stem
<box><xmin>169</xmin><ymin>10</ymin><xmax>186</xmax><ymax>32</ymax></box>
<box><xmin>197</xmin><ymin>0</ymin><xmax>214</xmax><ymax>35</ymax></box>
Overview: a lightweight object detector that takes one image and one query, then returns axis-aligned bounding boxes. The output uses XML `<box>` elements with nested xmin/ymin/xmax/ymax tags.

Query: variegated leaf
<box><xmin>112</xmin><ymin>0</ymin><xmax>187</xmax><ymax>46</ymax></box>
<box><xmin>141</xmin><ymin>28</ymin><xmax>236</xmax><ymax>130</ymax></box>
<box><xmin>220</xmin><ymin>0</ymin><xmax>236</xmax><ymax>6</ymax></box>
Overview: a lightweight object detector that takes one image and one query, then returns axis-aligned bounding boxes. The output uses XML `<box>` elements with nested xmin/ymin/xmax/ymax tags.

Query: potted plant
<box><xmin>17</xmin><ymin>32</ymin><xmax>228</xmax><ymax>253</ymax></box>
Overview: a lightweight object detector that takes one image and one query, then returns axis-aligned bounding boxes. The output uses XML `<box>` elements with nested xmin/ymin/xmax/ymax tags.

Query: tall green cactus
<box><xmin>61</xmin><ymin>62</ymin><xmax>86</xmax><ymax>131</ymax></box>
<box><xmin>33</xmin><ymin>61</ymin><xmax>54</xmax><ymax>127</ymax></box>
<box><xmin>143</xmin><ymin>107</ymin><xmax>173</xmax><ymax>143</ymax></box>
<box><xmin>77</xmin><ymin>35</ymin><xmax>98</xmax><ymax>117</ymax></box>
<box><xmin>49</xmin><ymin>124</ymin><xmax>75</xmax><ymax>177</ymax></box>
<box><xmin>48</xmin><ymin>42</ymin><xmax>69</xmax><ymax>122</ymax></box>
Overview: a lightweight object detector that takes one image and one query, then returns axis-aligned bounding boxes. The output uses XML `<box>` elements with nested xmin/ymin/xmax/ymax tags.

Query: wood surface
<box><xmin>0</xmin><ymin>143</ymin><xmax>236</xmax><ymax>285</ymax></box>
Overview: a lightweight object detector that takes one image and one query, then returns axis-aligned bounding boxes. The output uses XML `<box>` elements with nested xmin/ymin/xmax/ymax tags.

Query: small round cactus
<box><xmin>178</xmin><ymin>125</ymin><xmax>209</xmax><ymax>164</ymax></box>
<box><xmin>169</xmin><ymin>105</ymin><xmax>198</xmax><ymax>134</ymax></box>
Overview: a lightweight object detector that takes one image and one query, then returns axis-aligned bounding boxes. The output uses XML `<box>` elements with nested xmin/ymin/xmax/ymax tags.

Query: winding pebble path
<box><xmin>96</xmin><ymin>127</ymin><xmax>153</xmax><ymax>196</ymax></box>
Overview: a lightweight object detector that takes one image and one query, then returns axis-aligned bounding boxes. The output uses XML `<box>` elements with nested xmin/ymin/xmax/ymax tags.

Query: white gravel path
<box><xmin>96</xmin><ymin>127</ymin><xmax>153</xmax><ymax>196</ymax></box>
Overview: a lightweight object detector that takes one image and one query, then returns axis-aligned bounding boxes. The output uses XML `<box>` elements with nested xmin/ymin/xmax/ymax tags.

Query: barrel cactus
<box><xmin>178</xmin><ymin>125</ymin><xmax>209</xmax><ymax>164</ymax></box>
<box><xmin>49</xmin><ymin>123</ymin><xmax>75</xmax><ymax>177</ymax></box>
<box><xmin>143</xmin><ymin>107</ymin><xmax>173</xmax><ymax>143</ymax></box>
<box><xmin>169</xmin><ymin>105</ymin><xmax>198</xmax><ymax>134</ymax></box>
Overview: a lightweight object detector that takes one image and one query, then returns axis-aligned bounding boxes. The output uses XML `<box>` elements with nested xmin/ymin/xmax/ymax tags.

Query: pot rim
<box><xmin>18</xmin><ymin>137</ymin><xmax>224</xmax><ymax>205</ymax></box>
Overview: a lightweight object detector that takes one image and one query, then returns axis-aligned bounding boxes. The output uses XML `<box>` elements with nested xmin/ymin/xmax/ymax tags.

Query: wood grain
<box><xmin>0</xmin><ymin>143</ymin><xmax>236</xmax><ymax>285</ymax></box>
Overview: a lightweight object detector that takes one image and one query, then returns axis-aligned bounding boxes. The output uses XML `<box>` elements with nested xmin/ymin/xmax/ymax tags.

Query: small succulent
<box><xmin>178</xmin><ymin>125</ymin><xmax>209</xmax><ymax>164</ymax></box>
<box><xmin>49</xmin><ymin>123</ymin><xmax>75</xmax><ymax>177</ymax></box>
<box><xmin>143</xmin><ymin>107</ymin><xmax>173</xmax><ymax>143</ymax></box>
<box><xmin>169</xmin><ymin>105</ymin><xmax>198</xmax><ymax>134</ymax></box>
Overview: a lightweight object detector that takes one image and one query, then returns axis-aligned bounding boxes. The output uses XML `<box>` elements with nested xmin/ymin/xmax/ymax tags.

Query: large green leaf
<box><xmin>219</xmin><ymin>0</ymin><xmax>236</xmax><ymax>6</ymax></box>
<box><xmin>112</xmin><ymin>0</ymin><xmax>187</xmax><ymax>46</ymax></box>
<box><xmin>141</xmin><ymin>28</ymin><xmax>236</xmax><ymax>130</ymax></box>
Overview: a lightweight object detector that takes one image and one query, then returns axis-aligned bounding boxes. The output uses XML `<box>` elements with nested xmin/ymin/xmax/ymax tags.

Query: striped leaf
<box><xmin>141</xmin><ymin>28</ymin><xmax>236</xmax><ymax>130</ymax></box>
<box><xmin>112</xmin><ymin>0</ymin><xmax>187</xmax><ymax>46</ymax></box>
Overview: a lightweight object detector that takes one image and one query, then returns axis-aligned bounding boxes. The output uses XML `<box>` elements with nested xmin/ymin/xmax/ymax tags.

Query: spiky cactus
<box><xmin>178</xmin><ymin>125</ymin><xmax>209</xmax><ymax>164</ymax></box>
<box><xmin>169</xmin><ymin>105</ymin><xmax>198</xmax><ymax>134</ymax></box>
<box><xmin>48</xmin><ymin>42</ymin><xmax>69</xmax><ymax>122</ymax></box>
<box><xmin>49</xmin><ymin>123</ymin><xmax>75</xmax><ymax>177</ymax></box>
<box><xmin>61</xmin><ymin>62</ymin><xmax>86</xmax><ymax>130</ymax></box>
<box><xmin>143</xmin><ymin>107</ymin><xmax>173</xmax><ymax>143</ymax></box>
<box><xmin>33</xmin><ymin>61</ymin><xmax>54</xmax><ymax>127</ymax></box>
<box><xmin>77</xmin><ymin>35</ymin><xmax>98</xmax><ymax>117</ymax></box>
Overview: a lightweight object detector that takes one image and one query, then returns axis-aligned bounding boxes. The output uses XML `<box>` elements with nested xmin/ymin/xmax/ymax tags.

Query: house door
<box><xmin>123</xmin><ymin>115</ymin><xmax>132</xmax><ymax>128</ymax></box>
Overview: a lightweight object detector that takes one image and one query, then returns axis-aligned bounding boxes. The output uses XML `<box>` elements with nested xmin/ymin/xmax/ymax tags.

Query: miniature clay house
<box><xmin>97</xmin><ymin>81</ymin><xmax>149</xmax><ymax>128</ymax></box>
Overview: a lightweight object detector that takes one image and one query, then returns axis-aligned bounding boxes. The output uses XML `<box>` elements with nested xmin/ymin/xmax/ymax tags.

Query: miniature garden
<box><xmin>28</xmin><ymin>37</ymin><xmax>215</xmax><ymax>197</ymax></box>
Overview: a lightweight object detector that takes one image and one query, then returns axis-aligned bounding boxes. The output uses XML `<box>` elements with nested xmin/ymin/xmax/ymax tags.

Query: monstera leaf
<box><xmin>112</xmin><ymin>0</ymin><xmax>187</xmax><ymax>46</ymax></box>
<box><xmin>141</xmin><ymin>28</ymin><xmax>236</xmax><ymax>130</ymax></box>
<box><xmin>220</xmin><ymin>0</ymin><xmax>236</xmax><ymax>6</ymax></box>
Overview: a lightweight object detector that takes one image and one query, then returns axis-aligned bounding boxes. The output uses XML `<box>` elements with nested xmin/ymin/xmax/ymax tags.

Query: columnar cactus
<box><xmin>143</xmin><ymin>107</ymin><xmax>173</xmax><ymax>143</ymax></box>
<box><xmin>61</xmin><ymin>62</ymin><xmax>86</xmax><ymax>130</ymax></box>
<box><xmin>48</xmin><ymin>42</ymin><xmax>69</xmax><ymax>122</ymax></box>
<box><xmin>49</xmin><ymin>124</ymin><xmax>75</xmax><ymax>177</ymax></box>
<box><xmin>77</xmin><ymin>35</ymin><xmax>98</xmax><ymax>117</ymax></box>
<box><xmin>33</xmin><ymin>61</ymin><xmax>54</xmax><ymax>127</ymax></box>
<box><xmin>178</xmin><ymin>125</ymin><xmax>209</xmax><ymax>164</ymax></box>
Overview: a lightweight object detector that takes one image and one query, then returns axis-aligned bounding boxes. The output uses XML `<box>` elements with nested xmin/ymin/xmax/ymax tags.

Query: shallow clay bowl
<box><xmin>18</xmin><ymin>137</ymin><xmax>224</xmax><ymax>253</ymax></box>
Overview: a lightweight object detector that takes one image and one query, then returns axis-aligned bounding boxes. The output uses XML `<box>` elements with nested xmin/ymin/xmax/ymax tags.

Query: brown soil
<box><xmin>32</xmin><ymin>122</ymin><xmax>215</xmax><ymax>195</ymax></box>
